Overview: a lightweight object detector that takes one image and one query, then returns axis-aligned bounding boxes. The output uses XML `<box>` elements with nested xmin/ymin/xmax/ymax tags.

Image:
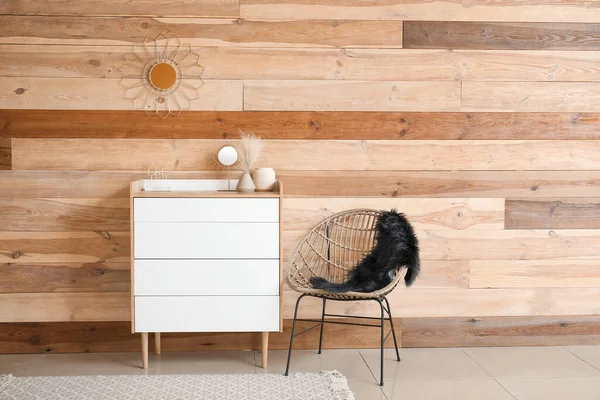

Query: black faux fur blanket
<box><xmin>310</xmin><ymin>209</ymin><xmax>420</xmax><ymax>293</ymax></box>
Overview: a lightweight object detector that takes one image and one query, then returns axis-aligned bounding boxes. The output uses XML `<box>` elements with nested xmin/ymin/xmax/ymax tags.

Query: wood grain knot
<box><xmin>89</xmin><ymin>59</ymin><xmax>101</xmax><ymax>67</ymax></box>
<box><xmin>332</xmin><ymin>20</ymin><xmax>339</xmax><ymax>27</ymax></box>
<box><xmin>100</xmin><ymin>231</ymin><xmax>111</xmax><ymax>240</ymax></box>
<box><xmin>531</xmin><ymin>185</ymin><xmax>538</xmax><ymax>191</ymax></box>
<box><xmin>14</xmin><ymin>88</ymin><xmax>26</xmax><ymax>95</ymax></box>
<box><xmin>236</xmin><ymin>18</ymin><xmax>244</xmax><ymax>25</ymax></box>
<box><xmin>141</xmin><ymin>22</ymin><xmax>150</xmax><ymax>29</ymax></box>
<box><xmin>561</xmin><ymin>323</ymin><xmax>568</xmax><ymax>327</ymax></box>
<box><xmin>29</xmin><ymin>334</ymin><xmax>41</xmax><ymax>345</ymax></box>
<box><xmin>11</xmin><ymin>251</ymin><xmax>21</xmax><ymax>259</ymax></box>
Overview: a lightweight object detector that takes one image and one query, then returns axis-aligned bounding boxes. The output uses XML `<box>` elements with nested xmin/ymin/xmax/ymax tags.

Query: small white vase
<box><xmin>252</xmin><ymin>168</ymin><xmax>276</xmax><ymax>192</ymax></box>
<box><xmin>236</xmin><ymin>172</ymin><xmax>256</xmax><ymax>192</ymax></box>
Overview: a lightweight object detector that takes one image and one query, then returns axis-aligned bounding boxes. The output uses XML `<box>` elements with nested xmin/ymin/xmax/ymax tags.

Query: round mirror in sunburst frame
<box><xmin>121</xmin><ymin>33</ymin><xmax>205</xmax><ymax>119</ymax></box>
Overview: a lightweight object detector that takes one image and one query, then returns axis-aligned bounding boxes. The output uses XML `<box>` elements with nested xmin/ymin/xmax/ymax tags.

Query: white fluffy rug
<box><xmin>0</xmin><ymin>371</ymin><xmax>354</xmax><ymax>400</ymax></box>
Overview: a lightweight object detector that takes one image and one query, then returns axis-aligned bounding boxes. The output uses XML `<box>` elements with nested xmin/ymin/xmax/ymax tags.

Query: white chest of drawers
<box><xmin>130</xmin><ymin>180</ymin><xmax>282</xmax><ymax>369</ymax></box>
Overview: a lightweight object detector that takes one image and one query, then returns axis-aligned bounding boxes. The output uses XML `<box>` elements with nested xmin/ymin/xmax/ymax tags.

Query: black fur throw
<box><xmin>310</xmin><ymin>209</ymin><xmax>420</xmax><ymax>293</ymax></box>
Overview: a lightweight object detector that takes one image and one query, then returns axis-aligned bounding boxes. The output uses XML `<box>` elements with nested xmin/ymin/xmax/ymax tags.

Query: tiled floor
<box><xmin>1</xmin><ymin>346</ymin><xmax>600</xmax><ymax>399</ymax></box>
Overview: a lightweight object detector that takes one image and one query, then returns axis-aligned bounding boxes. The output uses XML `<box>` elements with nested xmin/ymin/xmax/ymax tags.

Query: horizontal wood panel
<box><xmin>4</xmin><ymin>46</ymin><xmax>600</xmax><ymax>83</ymax></box>
<box><xmin>0</xmin><ymin>318</ymin><xmax>398</xmax><ymax>354</ymax></box>
<box><xmin>0</xmin><ymin>259</ymin><xmax>465</xmax><ymax>294</ymax></box>
<box><xmin>283</xmin><ymin>229</ymin><xmax>600</xmax><ymax>261</ymax></box>
<box><xmin>244</xmin><ymin>80</ymin><xmax>460</xmax><ymax>111</ymax></box>
<box><xmin>4</xmin><ymin>110</ymin><xmax>600</xmax><ymax>140</ymax></box>
<box><xmin>284</xmin><ymin>287</ymin><xmax>600</xmax><ymax>318</ymax></box>
<box><xmin>7</xmin><ymin>228</ymin><xmax>600</xmax><ymax>266</ymax></box>
<box><xmin>0</xmin><ymin>16</ymin><xmax>403</xmax><ymax>47</ymax></box>
<box><xmin>407</xmin><ymin>261</ymin><xmax>469</xmax><ymax>289</ymax></box>
<box><xmin>0</xmin><ymin>231</ymin><xmax>129</xmax><ymax>263</ymax></box>
<box><xmin>4</xmin><ymin>316</ymin><xmax>600</xmax><ymax>353</ymax></box>
<box><xmin>1</xmin><ymin>170</ymin><xmax>599</xmax><ymax>199</ymax></box>
<box><xmin>0</xmin><ymin>263</ymin><xmax>130</xmax><ymax>293</ymax></box>
<box><xmin>470</xmin><ymin>260</ymin><xmax>600</xmax><ymax>289</ymax></box>
<box><xmin>506</xmin><ymin>199</ymin><xmax>600</xmax><ymax>229</ymax></box>
<box><xmin>284</xmin><ymin>197</ymin><xmax>504</xmax><ymax>230</ymax></box>
<box><xmin>0</xmin><ymin>138</ymin><xmax>10</xmax><ymax>170</ymax></box>
<box><xmin>14</xmin><ymin>139</ymin><xmax>600</xmax><ymax>171</ymax></box>
<box><xmin>0</xmin><ymin>293</ymin><xmax>130</xmax><ymax>322</ymax></box>
<box><xmin>0</xmin><ymin>198</ymin><xmax>129</xmax><ymax>231</ymax></box>
<box><xmin>403</xmin><ymin>22</ymin><xmax>600</xmax><ymax>50</ymax></box>
<box><xmin>0</xmin><ymin>78</ymin><xmax>242</xmax><ymax>110</ymax></box>
<box><xmin>0</xmin><ymin>46</ymin><xmax>457</xmax><ymax>81</ymax></box>
<box><xmin>1</xmin><ymin>0</ymin><xmax>240</xmax><ymax>17</ymax></box>
<box><xmin>402</xmin><ymin>316</ymin><xmax>600</xmax><ymax>347</ymax></box>
<box><xmin>4</xmin><ymin>287</ymin><xmax>600</xmax><ymax>321</ymax></box>
<box><xmin>459</xmin><ymin>50</ymin><xmax>600</xmax><ymax>82</ymax></box>
<box><xmin>463</xmin><ymin>82</ymin><xmax>600</xmax><ymax>112</ymax></box>
<box><xmin>240</xmin><ymin>0</ymin><xmax>600</xmax><ymax>23</ymax></box>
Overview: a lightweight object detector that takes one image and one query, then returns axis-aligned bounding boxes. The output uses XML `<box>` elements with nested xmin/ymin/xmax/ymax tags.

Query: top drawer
<box><xmin>134</xmin><ymin>198</ymin><xmax>279</xmax><ymax>223</ymax></box>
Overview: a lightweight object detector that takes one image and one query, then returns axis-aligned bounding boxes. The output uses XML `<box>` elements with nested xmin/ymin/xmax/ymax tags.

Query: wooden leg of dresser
<box><xmin>155</xmin><ymin>332</ymin><xmax>161</xmax><ymax>355</ymax></box>
<box><xmin>141</xmin><ymin>332</ymin><xmax>149</xmax><ymax>369</ymax></box>
<box><xmin>261</xmin><ymin>332</ymin><xmax>269</xmax><ymax>369</ymax></box>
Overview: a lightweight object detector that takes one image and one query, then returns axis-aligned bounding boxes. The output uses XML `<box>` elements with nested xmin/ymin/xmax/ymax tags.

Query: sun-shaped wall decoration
<box><xmin>121</xmin><ymin>33</ymin><xmax>205</xmax><ymax>118</ymax></box>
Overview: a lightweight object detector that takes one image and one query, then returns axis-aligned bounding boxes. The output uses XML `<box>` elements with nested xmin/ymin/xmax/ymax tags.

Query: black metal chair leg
<box><xmin>383</xmin><ymin>296</ymin><xmax>401</xmax><ymax>362</ymax></box>
<box><xmin>377</xmin><ymin>298</ymin><xmax>385</xmax><ymax>387</ymax></box>
<box><xmin>317</xmin><ymin>298</ymin><xmax>327</xmax><ymax>354</ymax></box>
<box><xmin>284</xmin><ymin>294</ymin><xmax>306</xmax><ymax>376</ymax></box>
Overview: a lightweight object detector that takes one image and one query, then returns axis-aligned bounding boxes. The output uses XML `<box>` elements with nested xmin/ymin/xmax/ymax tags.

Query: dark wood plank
<box><xmin>506</xmin><ymin>199</ymin><xmax>600</xmax><ymax>229</ymax></box>
<box><xmin>403</xmin><ymin>21</ymin><xmax>600</xmax><ymax>50</ymax></box>
<box><xmin>402</xmin><ymin>316</ymin><xmax>600</xmax><ymax>347</ymax></box>
<box><xmin>0</xmin><ymin>138</ymin><xmax>10</xmax><ymax>170</ymax></box>
<box><xmin>3</xmin><ymin>110</ymin><xmax>600</xmax><ymax>140</ymax></box>
<box><xmin>0</xmin><ymin>262</ymin><xmax>130</xmax><ymax>293</ymax></box>
<box><xmin>1</xmin><ymin>0</ymin><xmax>240</xmax><ymax>17</ymax></box>
<box><xmin>0</xmin><ymin>198</ymin><xmax>129</xmax><ymax>231</ymax></box>
<box><xmin>0</xmin><ymin>318</ymin><xmax>400</xmax><ymax>353</ymax></box>
<box><xmin>0</xmin><ymin>16</ymin><xmax>402</xmax><ymax>47</ymax></box>
<box><xmin>1</xmin><ymin>170</ymin><xmax>600</xmax><ymax>199</ymax></box>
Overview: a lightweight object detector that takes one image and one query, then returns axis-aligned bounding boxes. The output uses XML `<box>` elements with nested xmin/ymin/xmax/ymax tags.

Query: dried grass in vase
<box><xmin>235</xmin><ymin>131</ymin><xmax>264</xmax><ymax>192</ymax></box>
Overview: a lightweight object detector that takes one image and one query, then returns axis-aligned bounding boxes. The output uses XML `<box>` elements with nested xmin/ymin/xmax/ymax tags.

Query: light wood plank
<box><xmin>284</xmin><ymin>198</ymin><xmax>505</xmax><ymax>230</ymax></box>
<box><xmin>0</xmin><ymin>198</ymin><xmax>129</xmax><ymax>231</ymax></box>
<box><xmin>14</xmin><ymin>139</ymin><xmax>600</xmax><ymax>171</ymax></box>
<box><xmin>2</xmin><ymin>170</ymin><xmax>599</xmax><ymax>199</ymax></box>
<box><xmin>402</xmin><ymin>316</ymin><xmax>600</xmax><ymax>348</ymax></box>
<box><xmin>409</xmin><ymin>261</ymin><xmax>469</xmax><ymax>289</ymax></box>
<box><xmin>0</xmin><ymin>78</ymin><xmax>242</xmax><ymax>110</ymax></box>
<box><xmin>0</xmin><ymin>16</ymin><xmax>402</xmax><ymax>47</ymax></box>
<box><xmin>241</xmin><ymin>0</ymin><xmax>600</xmax><ymax>23</ymax></box>
<box><xmin>463</xmin><ymin>82</ymin><xmax>600</xmax><ymax>112</ymax></box>
<box><xmin>404</xmin><ymin>22</ymin><xmax>600</xmax><ymax>51</ymax></box>
<box><xmin>1</xmin><ymin>0</ymin><xmax>240</xmax><ymax>17</ymax></box>
<box><xmin>283</xmin><ymin>287</ymin><xmax>600</xmax><ymax>318</ymax></box>
<box><xmin>4</xmin><ymin>110</ymin><xmax>600</xmax><ymax>140</ymax></box>
<box><xmin>470</xmin><ymin>260</ymin><xmax>600</xmax><ymax>289</ymax></box>
<box><xmin>0</xmin><ymin>262</ymin><xmax>130</xmax><ymax>293</ymax></box>
<box><xmin>460</xmin><ymin>50</ymin><xmax>600</xmax><ymax>82</ymax></box>
<box><xmin>283</xmin><ymin>229</ymin><xmax>600</xmax><ymax>261</ymax></box>
<box><xmin>0</xmin><ymin>46</ymin><xmax>456</xmax><ymax>81</ymax></box>
<box><xmin>6</xmin><ymin>46</ymin><xmax>600</xmax><ymax>83</ymax></box>
<box><xmin>506</xmin><ymin>199</ymin><xmax>600</xmax><ymax>229</ymax></box>
<box><xmin>244</xmin><ymin>80</ymin><xmax>461</xmax><ymax>111</ymax></box>
<box><xmin>0</xmin><ymin>293</ymin><xmax>130</xmax><ymax>322</ymax></box>
<box><xmin>0</xmin><ymin>231</ymin><xmax>129</xmax><ymax>263</ymax></box>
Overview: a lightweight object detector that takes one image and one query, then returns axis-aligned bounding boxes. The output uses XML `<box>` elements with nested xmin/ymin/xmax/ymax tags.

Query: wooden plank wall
<box><xmin>1</xmin><ymin>0</ymin><xmax>600</xmax><ymax>352</ymax></box>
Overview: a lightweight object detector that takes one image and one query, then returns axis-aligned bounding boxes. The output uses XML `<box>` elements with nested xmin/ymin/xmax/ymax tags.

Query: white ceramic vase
<box><xmin>236</xmin><ymin>172</ymin><xmax>256</xmax><ymax>192</ymax></box>
<box><xmin>252</xmin><ymin>168</ymin><xmax>277</xmax><ymax>192</ymax></box>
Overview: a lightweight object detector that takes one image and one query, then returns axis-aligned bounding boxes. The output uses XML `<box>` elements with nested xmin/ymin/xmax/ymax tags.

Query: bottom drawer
<box><xmin>134</xmin><ymin>296</ymin><xmax>280</xmax><ymax>333</ymax></box>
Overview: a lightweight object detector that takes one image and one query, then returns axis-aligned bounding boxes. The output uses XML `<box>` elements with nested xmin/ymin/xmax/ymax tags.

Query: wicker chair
<box><xmin>284</xmin><ymin>209</ymin><xmax>404</xmax><ymax>387</ymax></box>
